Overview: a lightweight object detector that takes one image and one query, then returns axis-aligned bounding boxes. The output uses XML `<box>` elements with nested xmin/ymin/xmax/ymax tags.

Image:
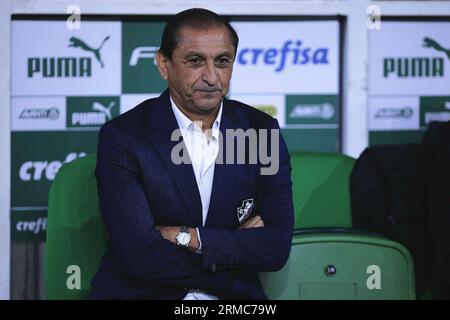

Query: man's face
<box><xmin>157</xmin><ymin>26</ymin><xmax>235</xmax><ymax>116</ymax></box>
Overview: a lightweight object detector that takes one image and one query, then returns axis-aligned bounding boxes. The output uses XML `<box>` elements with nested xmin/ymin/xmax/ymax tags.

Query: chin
<box><xmin>197</xmin><ymin>104</ymin><xmax>219</xmax><ymax>113</ymax></box>
<box><xmin>196</xmin><ymin>99</ymin><xmax>222</xmax><ymax>111</ymax></box>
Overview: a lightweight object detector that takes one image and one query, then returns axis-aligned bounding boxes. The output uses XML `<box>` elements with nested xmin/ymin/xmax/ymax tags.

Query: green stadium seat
<box><xmin>260</xmin><ymin>231</ymin><xmax>416</xmax><ymax>299</ymax></box>
<box><xmin>260</xmin><ymin>152</ymin><xmax>416</xmax><ymax>299</ymax></box>
<box><xmin>291</xmin><ymin>152</ymin><xmax>355</xmax><ymax>229</ymax></box>
<box><xmin>45</xmin><ymin>153</ymin><xmax>107</xmax><ymax>299</ymax></box>
<box><xmin>45</xmin><ymin>151</ymin><xmax>416</xmax><ymax>299</ymax></box>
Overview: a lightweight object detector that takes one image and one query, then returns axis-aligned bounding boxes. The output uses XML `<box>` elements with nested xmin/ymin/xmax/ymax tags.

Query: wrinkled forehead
<box><xmin>175</xmin><ymin>26</ymin><xmax>235</xmax><ymax>55</ymax></box>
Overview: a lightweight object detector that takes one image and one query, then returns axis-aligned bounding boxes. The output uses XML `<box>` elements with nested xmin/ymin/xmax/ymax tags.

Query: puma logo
<box><xmin>69</xmin><ymin>36</ymin><xmax>110</xmax><ymax>68</ymax></box>
<box><xmin>422</xmin><ymin>37</ymin><xmax>450</xmax><ymax>61</ymax></box>
<box><xmin>92</xmin><ymin>101</ymin><xmax>115</xmax><ymax>120</ymax></box>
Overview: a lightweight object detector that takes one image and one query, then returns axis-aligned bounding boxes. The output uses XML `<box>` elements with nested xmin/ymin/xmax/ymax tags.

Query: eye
<box><xmin>187</xmin><ymin>57</ymin><xmax>203</xmax><ymax>66</ymax></box>
<box><xmin>216</xmin><ymin>57</ymin><xmax>231</xmax><ymax>67</ymax></box>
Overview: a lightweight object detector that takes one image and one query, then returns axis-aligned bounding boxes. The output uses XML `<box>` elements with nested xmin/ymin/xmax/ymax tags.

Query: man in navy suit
<box><xmin>91</xmin><ymin>8</ymin><xmax>294</xmax><ymax>299</ymax></box>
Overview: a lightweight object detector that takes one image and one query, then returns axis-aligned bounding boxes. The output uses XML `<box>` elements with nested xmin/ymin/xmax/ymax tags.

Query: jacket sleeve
<box><xmin>95</xmin><ymin>121</ymin><xmax>234</xmax><ymax>293</ymax></box>
<box><xmin>198</xmin><ymin>119</ymin><xmax>294</xmax><ymax>273</ymax></box>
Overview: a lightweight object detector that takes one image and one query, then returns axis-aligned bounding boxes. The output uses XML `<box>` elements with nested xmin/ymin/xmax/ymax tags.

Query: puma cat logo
<box><xmin>69</xmin><ymin>36</ymin><xmax>110</xmax><ymax>68</ymax></box>
<box><xmin>422</xmin><ymin>37</ymin><xmax>450</xmax><ymax>61</ymax></box>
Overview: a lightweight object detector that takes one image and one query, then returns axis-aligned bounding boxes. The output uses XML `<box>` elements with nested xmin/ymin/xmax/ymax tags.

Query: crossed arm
<box><xmin>156</xmin><ymin>215</ymin><xmax>265</xmax><ymax>251</ymax></box>
<box><xmin>96</xmin><ymin>119</ymin><xmax>293</xmax><ymax>296</ymax></box>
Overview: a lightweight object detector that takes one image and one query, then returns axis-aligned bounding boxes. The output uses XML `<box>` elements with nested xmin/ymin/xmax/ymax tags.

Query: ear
<box><xmin>155</xmin><ymin>50</ymin><xmax>169</xmax><ymax>81</ymax></box>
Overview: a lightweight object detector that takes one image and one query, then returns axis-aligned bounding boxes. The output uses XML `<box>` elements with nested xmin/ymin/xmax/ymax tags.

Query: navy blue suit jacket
<box><xmin>91</xmin><ymin>90</ymin><xmax>294</xmax><ymax>299</ymax></box>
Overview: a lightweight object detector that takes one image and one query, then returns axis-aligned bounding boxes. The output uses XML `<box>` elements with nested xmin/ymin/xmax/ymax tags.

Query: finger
<box><xmin>239</xmin><ymin>220</ymin><xmax>252</xmax><ymax>229</ymax></box>
<box><xmin>246</xmin><ymin>216</ymin><xmax>262</xmax><ymax>228</ymax></box>
<box><xmin>239</xmin><ymin>216</ymin><xmax>256</xmax><ymax>228</ymax></box>
<box><xmin>239</xmin><ymin>215</ymin><xmax>263</xmax><ymax>229</ymax></box>
<box><xmin>241</xmin><ymin>217</ymin><xmax>262</xmax><ymax>229</ymax></box>
<box><xmin>254</xmin><ymin>220</ymin><xmax>264</xmax><ymax>228</ymax></box>
<box><xmin>249</xmin><ymin>219</ymin><xmax>263</xmax><ymax>228</ymax></box>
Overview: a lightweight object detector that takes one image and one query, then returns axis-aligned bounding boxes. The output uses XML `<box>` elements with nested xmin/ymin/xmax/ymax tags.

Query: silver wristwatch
<box><xmin>175</xmin><ymin>226</ymin><xmax>191</xmax><ymax>248</ymax></box>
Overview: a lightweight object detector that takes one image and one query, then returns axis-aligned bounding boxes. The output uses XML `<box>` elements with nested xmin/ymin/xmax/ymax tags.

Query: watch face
<box><xmin>177</xmin><ymin>232</ymin><xmax>190</xmax><ymax>246</ymax></box>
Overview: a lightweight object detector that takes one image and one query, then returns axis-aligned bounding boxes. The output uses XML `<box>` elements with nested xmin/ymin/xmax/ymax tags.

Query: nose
<box><xmin>202</xmin><ymin>61</ymin><xmax>219</xmax><ymax>86</ymax></box>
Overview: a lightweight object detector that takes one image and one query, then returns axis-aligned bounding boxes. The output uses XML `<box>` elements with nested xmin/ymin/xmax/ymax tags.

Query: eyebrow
<box><xmin>183</xmin><ymin>51</ymin><xmax>234</xmax><ymax>59</ymax></box>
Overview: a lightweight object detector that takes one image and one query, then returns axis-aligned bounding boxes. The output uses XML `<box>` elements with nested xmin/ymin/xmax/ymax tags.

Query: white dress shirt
<box><xmin>170</xmin><ymin>96</ymin><xmax>221</xmax><ymax>300</ymax></box>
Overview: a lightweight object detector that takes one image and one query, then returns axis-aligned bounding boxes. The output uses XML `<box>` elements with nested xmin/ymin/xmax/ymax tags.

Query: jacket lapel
<box><xmin>147</xmin><ymin>90</ymin><xmax>203</xmax><ymax>226</ymax></box>
<box><xmin>205</xmin><ymin>99</ymin><xmax>240</xmax><ymax>227</ymax></box>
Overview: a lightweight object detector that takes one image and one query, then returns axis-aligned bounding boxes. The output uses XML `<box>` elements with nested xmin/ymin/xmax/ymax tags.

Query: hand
<box><xmin>155</xmin><ymin>225</ymin><xmax>200</xmax><ymax>251</ymax></box>
<box><xmin>239</xmin><ymin>215</ymin><xmax>264</xmax><ymax>230</ymax></box>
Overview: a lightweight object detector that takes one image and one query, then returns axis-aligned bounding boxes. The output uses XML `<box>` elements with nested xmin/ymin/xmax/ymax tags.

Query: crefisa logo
<box><xmin>19</xmin><ymin>152</ymin><xmax>86</xmax><ymax>182</ymax></box>
<box><xmin>16</xmin><ymin>217</ymin><xmax>47</xmax><ymax>235</ymax></box>
<box><xmin>237</xmin><ymin>40</ymin><xmax>330</xmax><ymax>72</ymax></box>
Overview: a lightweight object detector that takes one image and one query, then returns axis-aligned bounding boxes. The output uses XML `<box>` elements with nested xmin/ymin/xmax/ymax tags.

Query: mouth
<box><xmin>194</xmin><ymin>89</ymin><xmax>223</xmax><ymax>98</ymax></box>
<box><xmin>195</xmin><ymin>89</ymin><xmax>222</xmax><ymax>93</ymax></box>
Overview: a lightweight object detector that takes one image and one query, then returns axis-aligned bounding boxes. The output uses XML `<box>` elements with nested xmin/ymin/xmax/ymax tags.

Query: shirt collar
<box><xmin>170</xmin><ymin>95</ymin><xmax>222</xmax><ymax>139</ymax></box>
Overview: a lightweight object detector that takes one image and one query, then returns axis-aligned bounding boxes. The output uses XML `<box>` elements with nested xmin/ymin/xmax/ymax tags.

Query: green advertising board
<box><xmin>369</xmin><ymin>21</ymin><xmax>450</xmax><ymax>146</ymax></box>
<box><xmin>11</xmin><ymin>17</ymin><xmax>342</xmax><ymax>241</ymax></box>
